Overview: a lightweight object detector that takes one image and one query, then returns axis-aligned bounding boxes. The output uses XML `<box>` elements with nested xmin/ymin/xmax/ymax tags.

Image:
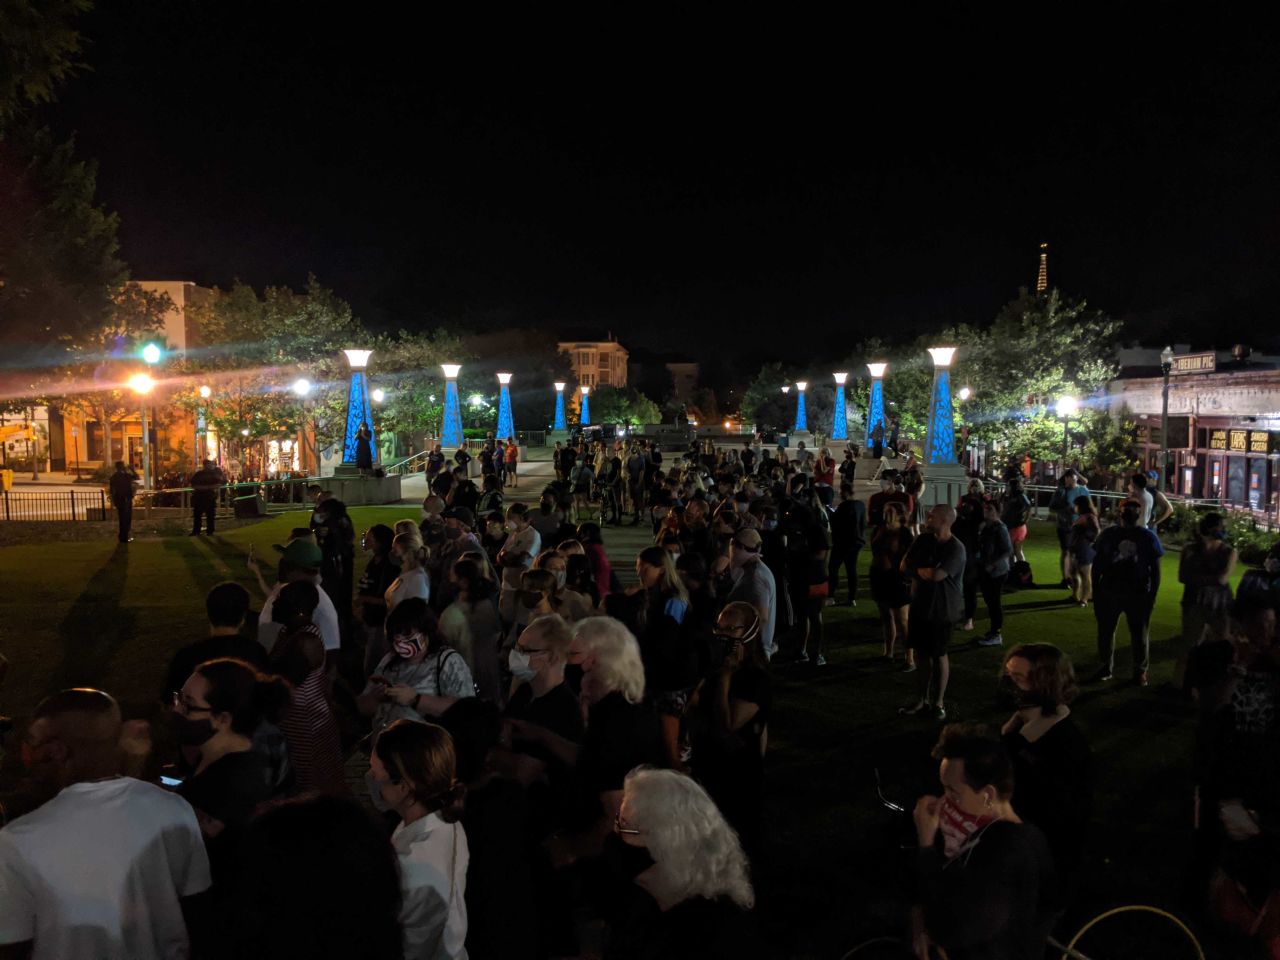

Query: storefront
<box><xmin>1108</xmin><ymin>361</ymin><xmax>1280</xmax><ymax>521</ymax></box>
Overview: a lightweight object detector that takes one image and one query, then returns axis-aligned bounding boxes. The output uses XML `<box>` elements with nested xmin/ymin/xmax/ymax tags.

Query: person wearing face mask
<box><xmin>357</xmin><ymin>524</ymin><xmax>400</xmax><ymax>674</ymax></box>
<box><xmin>386</xmin><ymin>532</ymin><xmax>432</xmax><ymax>614</ymax></box>
<box><xmin>254</xmin><ymin>538</ymin><xmax>343</xmax><ymax>656</ymax></box>
<box><xmin>504</xmin><ymin>613</ymin><xmax>585</xmax><ymax>743</ymax></box>
<box><xmin>1177</xmin><ymin>512</ymin><xmax>1239</xmax><ymax>687</ymax></box>
<box><xmin>439</xmin><ymin>558</ymin><xmax>503</xmax><ymax>703</ymax></box>
<box><xmin>535</xmin><ymin>550</ymin><xmax>595</xmax><ymax>621</ymax></box>
<box><xmin>726</xmin><ymin>528</ymin><xmax>777</xmax><ymax>661</ymax></box>
<box><xmin>359</xmin><ymin>599</ymin><xmax>475</xmax><ymax>735</ymax></box>
<box><xmin>2</xmin><ymin>689</ymin><xmax>212</xmax><ymax>960</ymax></box>
<box><xmin>506</xmin><ymin>568</ymin><xmax>562</xmax><ymax>651</ymax></box>
<box><xmin>529</xmin><ymin>492</ymin><xmax>565</xmax><ymax>545</ymax></box>
<box><xmin>1090</xmin><ymin>498</ymin><xmax>1164</xmax><ymax>685</ymax></box>
<box><xmin>911</xmin><ymin>725</ymin><xmax>1058</xmax><ymax>960</ymax></box>
<box><xmin>604</xmin><ymin>768</ymin><xmax>761</xmax><ymax>960</ymax></box>
<box><xmin>999</xmin><ymin>644</ymin><xmax>1092</xmax><ymax>889</ymax></box>
<box><xmin>172</xmin><ymin>658</ymin><xmax>292</xmax><ymax>876</ymax></box>
<box><xmin>369</xmin><ymin>720</ymin><xmax>470</xmax><ymax>960</ymax></box>
<box><xmin>497</xmin><ymin>503</ymin><xmax>542</xmax><ymax>621</ymax></box>
<box><xmin>708</xmin><ymin>506</ymin><xmax>742</xmax><ymax>599</ymax></box>
<box><xmin>437</xmin><ymin>506</ymin><xmax>484</xmax><ymax>580</ymax></box>
<box><xmin>1238</xmin><ymin>542</ymin><xmax>1280</xmax><ymax>611</ymax></box>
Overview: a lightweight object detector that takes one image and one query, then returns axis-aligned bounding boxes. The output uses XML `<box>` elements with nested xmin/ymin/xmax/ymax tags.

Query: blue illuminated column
<box><xmin>579</xmin><ymin>385</ymin><xmax>591</xmax><ymax>426</ymax></box>
<box><xmin>496</xmin><ymin>372</ymin><xmax>515</xmax><ymax>440</ymax></box>
<box><xmin>831</xmin><ymin>372</ymin><xmax>848</xmax><ymax>440</ymax></box>
<box><xmin>553</xmin><ymin>381</ymin><xmax>567</xmax><ymax>431</ymax></box>
<box><xmin>865</xmin><ymin>362</ymin><xmax>887</xmax><ymax>446</ymax></box>
<box><xmin>342</xmin><ymin>349</ymin><xmax>376</xmax><ymax>463</ymax></box>
<box><xmin>441</xmin><ymin>363</ymin><xmax>463</xmax><ymax>448</ymax></box>
<box><xmin>793</xmin><ymin>381</ymin><xmax>808</xmax><ymax>433</ymax></box>
<box><xmin>925</xmin><ymin>347</ymin><xmax>958</xmax><ymax>466</ymax></box>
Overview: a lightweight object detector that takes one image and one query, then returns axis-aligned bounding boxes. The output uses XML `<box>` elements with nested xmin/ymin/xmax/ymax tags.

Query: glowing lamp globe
<box><xmin>141</xmin><ymin>343</ymin><xmax>162</xmax><ymax>365</ymax></box>
<box><xmin>441</xmin><ymin>364</ymin><xmax>462</xmax><ymax>379</ymax></box>
<box><xmin>867</xmin><ymin>362</ymin><xmax>888</xmax><ymax>379</ymax></box>
<box><xmin>128</xmin><ymin>373</ymin><xmax>155</xmax><ymax>395</ymax></box>
<box><xmin>1056</xmin><ymin>396</ymin><xmax>1080</xmax><ymax>418</ymax></box>
<box><xmin>291</xmin><ymin>378</ymin><xmax>312</xmax><ymax>397</ymax></box>
<box><xmin>343</xmin><ymin>349</ymin><xmax>373</xmax><ymax>370</ymax></box>
<box><xmin>198</xmin><ymin>385</ymin><xmax>212</xmax><ymax>399</ymax></box>
<box><xmin>927</xmin><ymin>347</ymin><xmax>957</xmax><ymax>368</ymax></box>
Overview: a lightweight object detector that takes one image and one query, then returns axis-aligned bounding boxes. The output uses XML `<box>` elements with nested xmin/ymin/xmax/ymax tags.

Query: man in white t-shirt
<box><xmin>497</xmin><ymin>503</ymin><xmax>541</xmax><ymax>623</ymax></box>
<box><xmin>256</xmin><ymin>539</ymin><xmax>342</xmax><ymax>652</ymax></box>
<box><xmin>1128</xmin><ymin>472</ymin><xmax>1156</xmax><ymax>528</ymax></box>
<box><xmin>0</xmin><ymin>689</ymin><xmax>211</xmax><ymax>960</ymax></box>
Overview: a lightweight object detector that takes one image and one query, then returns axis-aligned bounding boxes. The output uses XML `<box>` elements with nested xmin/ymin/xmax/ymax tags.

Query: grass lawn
<box><xmin>0</xmin><ymin>512</ymin><xmax>1240</xmax><ymax>958</ymax></box>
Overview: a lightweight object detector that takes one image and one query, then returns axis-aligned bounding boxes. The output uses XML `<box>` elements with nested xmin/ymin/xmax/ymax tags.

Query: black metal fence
<box><xmin>0</xmin><ymin>489</ymin><xmax>110</xmax><ymax>522</ymax></box>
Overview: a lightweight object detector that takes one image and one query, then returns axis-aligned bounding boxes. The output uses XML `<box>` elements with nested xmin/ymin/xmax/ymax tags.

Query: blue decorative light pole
<box><xmin>579</xmin><ymin>385</ymin><xmax>591</xmax><ymax>426</ymax></box>
<box><xmin>441</xmin><ymin>363</ymin><xmax>463</xmax><ymax>448</ymax></box>
<box><xmin>342</xmin><ymin>349</ymin><xmax>376</xmax><ymax>464</ymax></box>
<box><xmin>925</xmin><ymin>347</ymin><xmax>957</xmax><ymax>465</ymax></box>
<box><xmin>865</xmin><ymin>362</ymin><xmax>887</xmax><ymax>447</ymax></box>
<box><xmin>832</xmin><ymin>372</ymin><xmax>848</xmax><ymax>440</ymax></box>
<box><xmin>553</xmin><ymin>381</ymin><xmax>567</xmax><ymax>431</ymax></box>
<box><xmin>793</xmin><ymin>381</ymin><xmax>808</xmax><ymax>433</ymax></box>
<box><xmin>496</xmin><ymin>372</ymin><xmax>515</xmax><ymax>440</ymax></box>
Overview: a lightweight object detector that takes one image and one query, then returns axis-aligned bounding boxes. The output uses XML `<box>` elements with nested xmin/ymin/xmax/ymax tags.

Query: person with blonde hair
<box><xmin>386</xmin><ymin>532</ymin><xmax>431</xmax><ymax>612</ymax></box>
<box><xmin>504</xmin><ymin>613</ymin><xmax>584</xmax><ymax>743</ymax></box>
<box><xmin>369</xmin><ymin>719</ymin><xmax>469</xmax><ymax>960</ymax></box>
<box><xmin>607</xmin><ymin>767</ymin><xmax>760</xmax><ymax>957</ymax></box>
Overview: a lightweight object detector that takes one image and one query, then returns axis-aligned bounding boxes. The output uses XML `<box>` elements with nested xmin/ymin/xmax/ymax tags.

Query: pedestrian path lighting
<box><xmin>1159</xmin><ymin>345</ymin><xmax>1174</xmax><ymax>492</ymax></box>
<box><xmin>129</xmin><ymin>373</ymin><xmax>156</xmax><ymax>490</ymax></box>
<box><xmin>959</xmin><ymin>386</ymin><xmax>972</xmax><ymax>402</ymax></box>
<box><xmin>342</xmin><ymin>350</ymin><xmax>376</xmax><ymax>464</ymax></box>
<box><xmin>553</xmin><ymin>382</ymin><xmax>567</xmax><ymax>431</ymax></box>
<box><xmin>579</xmin><ymin>385</ymin><xmax>591</xmax><ymax>426</ymax></box>
<box><xmin>496</xmin><ymin>373</ymin><xmax>515</xmax><ymax>440</ymax></box>
<box><xmin>832</xmin><ymin>372</ymin><xmax>849</xmax><ymax>441</ymax></box>
<box><xmin>925</xmin><ymin>347</ymin><xmax>958</xmax><ymax>466</ymax></box>
<box><xmin>865</xmin><ymin>362</ymin><xmax>888</xmax><ymax>448</ymax></box>
<box><xmin>793</xmin><ymin>381</ymin><xmax>808</xmax><ymax>433</ymax></box>
<box><xmin>1056</xmin><ymin>395</ymin><xmax>1078</xmax><ymax>468</ymax></box>
<box><xmin>440</xmin><ymin>363</ymin><xmax>463</xmax><ymax>448</ymax></box>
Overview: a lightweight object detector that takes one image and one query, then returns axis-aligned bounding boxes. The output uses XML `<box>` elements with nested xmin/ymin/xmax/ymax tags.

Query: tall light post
<box><xmin>496</xmin><ymin>373</ymin><xmax>515</xmax><ymax>440</ymax></box>
<box><xmin>1056</xmin><ymin>395</ymin><xmax>1079</xmax><ymax>473</ymax></box>
<box><xmin>342</xmin><ymin>349</ymin><xmax>376</xmax><ymax>465</ymax></box>
<box><xmin>924</xmin><ymin>347</ymin><xmax>958</xmax><ymax>466</ymax></box>
<box><xmin>865</xmin><ymin>362</ymin><xmax>887</xmax><ymax>448</ymax></box>
<box><xmin>440</xmin><ymin>364</ymin><xmax>463</xmax><ymax>448</ymax></box>
<box><xmin>128</xmin><ymin>373</ymin><xmax>156</xmax><ymax>490</ymax></box>
<box><xmin>292</xmin><ymin>378</ymin><xmax>314</xmax><ymax>473</ymax></box>
<box><xmin>793</xmin><ymin>381</ymin><xmax>808</xmax><ymax>433</ymax></box>
<box><xmin>579</xmin><ymin>385</ymin><xmax>591</xmax><ymax>426</ymax></box>
<box><xmin>1159</xmin><ymin>345</ymin><xmax>1174</xmax><ymax>493</ymax></box>
<box><xmin>831</xmin><ymin>372</ymin><xmax>848</xmax><ymax>441</ymax></box>
<box><xmin>197</xmin><ymin>384</ymin><xmax>212</xmax><ymax>464</ymax></box>
<box><xmin>553</xmin><ymin>382</ymin><xmax>567</xmax><ymax>431</ymax></box>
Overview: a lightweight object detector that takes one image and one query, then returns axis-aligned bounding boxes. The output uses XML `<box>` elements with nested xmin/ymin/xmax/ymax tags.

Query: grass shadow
<box><xmin>49</xmin><ymin>543</ymin><xmax>137</xmax><ymax>692</ymax></box>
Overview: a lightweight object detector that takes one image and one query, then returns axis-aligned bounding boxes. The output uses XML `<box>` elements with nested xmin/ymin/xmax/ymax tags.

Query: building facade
<box><xmin>557</xmin><ymin>337</ymin><xmax>629</xmax><ymax>390</ymax></box>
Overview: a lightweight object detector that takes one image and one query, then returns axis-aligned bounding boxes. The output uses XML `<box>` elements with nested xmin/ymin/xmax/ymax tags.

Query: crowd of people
<box><xmin>7</xmin><ymin>437</ymin><xmax>1280</xmax><ymax>959</ymax></box>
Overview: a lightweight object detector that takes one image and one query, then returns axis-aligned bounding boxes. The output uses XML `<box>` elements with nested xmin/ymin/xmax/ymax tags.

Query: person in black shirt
<box><xmin>107</xmin><ymin>460</ymin><xmax>136</xmax><ymax>543</ymax></box>
<box><xmin>506</xmin><ymin>614</ymin><xmax>586</xmax><ymax>744</ymax></box>
<box><xmin>828</xmin><ymin>482</ymin><xmax>867</xmax><ymax>606</ymax></box>
<box><xmin>901</xmin><ymin>504</ymin><xmax>966</xmax><ymax>719</ymax></box>
<box><xmin>356</xmin><ymin>524</ymin><xmax>400</xmax><ymax>674</ymax></box>
<box><xmin>162</xmin><ymin>582</ymin><xmax>267</xmax><ymax>703</ymax></box>
<box><xmin>189</xmin><ymin>459</ymin><xmax>225</xmax><ymax>536</ymax></box>
<box><xmin>311</xmin><ymin>496</ymin><xmax>356</xmax><ymax>623</ymax></box>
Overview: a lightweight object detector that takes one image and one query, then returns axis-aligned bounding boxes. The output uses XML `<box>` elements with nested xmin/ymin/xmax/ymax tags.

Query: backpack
<box><xmin>1010</xmin><ymin>559</ymin><xmax>1034</xmax><ymax>589</ymax></box>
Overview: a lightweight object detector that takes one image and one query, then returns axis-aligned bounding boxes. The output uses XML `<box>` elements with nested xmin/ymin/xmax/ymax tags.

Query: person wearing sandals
<box><xmin>1065</xmin><ymin>496</ymin><xmax>1100</xmax><ymax>608</ymax></box>
<box><xmin>900</xmin><ymin>504</ymin><xmax>966</xmax><ymax>720</ymax></box>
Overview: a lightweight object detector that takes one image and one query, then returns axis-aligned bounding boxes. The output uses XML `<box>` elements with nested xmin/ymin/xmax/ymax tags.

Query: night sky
<box><xmin>41</xmin><ymin>5</ymin><xmax>1280</xmax><ymax>365</ymax></box>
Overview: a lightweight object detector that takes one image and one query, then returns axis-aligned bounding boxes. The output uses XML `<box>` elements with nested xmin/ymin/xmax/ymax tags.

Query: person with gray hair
<box><xmin>505</xmin><ymin>613</ymin><xmax>584</xmax><ymax>743</ymax></box>
<box><xmin>900</xmin><ymin>503</ymin><xmax>966</xmax><ymax>720</ymax></box>
<box><xmin>607</xmin><ymin>767</ymin><xmax>761</xmax><ymax>957</ymax></box>
<box><xmin>0</xmin><ymin>689</ymin><xmax>211</xmax><ymax>959</ymax></box>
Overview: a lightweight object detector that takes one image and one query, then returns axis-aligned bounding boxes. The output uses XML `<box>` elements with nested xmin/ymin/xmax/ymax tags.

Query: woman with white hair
<box><xmin>606</xmin><ymin>767</ymin><xmax>761</xmax><ymax>959</ymax></box>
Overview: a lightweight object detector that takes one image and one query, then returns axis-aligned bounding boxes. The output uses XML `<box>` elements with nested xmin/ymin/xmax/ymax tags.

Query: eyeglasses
<box><xmin>613</xmin><ymin>813</ymin><xmax>642</xmax><ymax>836</ymax></box>
<box><xmin>515</xmin><ymin>644</ymin><xmax>548</xmax><ymax>656</ymax></box>
<box><xmin>172</xmin><ymin>692</ymin><xmax>213</xmax><ymax>715</ymax></box>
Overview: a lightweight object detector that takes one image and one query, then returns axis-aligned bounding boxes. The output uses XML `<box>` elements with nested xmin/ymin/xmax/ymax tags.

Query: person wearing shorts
<box><xmin>899</xmin><ymin>503</ymin><xmax>966</xmax><ymax>720</ymax></box>
<box><xmin>1001</xmin><ymin>476</ymin><xmax>1032</xmax><ymax>564</ymax></box>
<box><xmin>505</xmin><ymin>439</ymin><xmax>519</xmax><ymax>488</ymax></box>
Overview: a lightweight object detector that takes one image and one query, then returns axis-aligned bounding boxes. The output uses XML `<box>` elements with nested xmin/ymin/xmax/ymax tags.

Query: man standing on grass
<box><xmin>108</xmin><ymin>461</ymin><xmax>136</xmax><ymax>543</ymax></box>
<box><xmin>900</xmin><ymin>504</ymin><xmax>966</xmax><ymax>720</ymax></box>
<box><xmin>1049</xmin><ymin>470</ymin><xmax>1091</xmax><ymax>586</ymax></box>
<box><xmin>1091</xmin><ymin>498</ymin><xmax>1164</xmax><ymax>686</ymax></box>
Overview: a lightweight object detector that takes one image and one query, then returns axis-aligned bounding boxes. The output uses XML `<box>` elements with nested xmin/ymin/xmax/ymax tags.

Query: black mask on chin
<box><xmin>563</xmin><ymin>663</ymin><xmax>585</xmax><ymax>696</ymax></box>
<box><xmin>604</xmin><ymin>832</ymin><xmax>655</xmax><ymax>882</ymax></box>
<box><xmin>169</xmin><ymin>712</ymin><xmax>216</xmax><ymax>747</ymax></box>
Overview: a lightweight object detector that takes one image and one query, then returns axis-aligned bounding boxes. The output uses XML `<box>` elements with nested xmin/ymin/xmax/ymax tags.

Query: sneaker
<box><xmin>823</xmin><ymin>597</ymin><xmax>837</xmax><ymax>607</ymax></box>
<box><xmin>1091</xmin><ymin>668</ymin><xmax>1114</xmax><ymax>683</ymax></box>
<box><xmin>934</xmin><ymin>705</ymin><xmax>947</xmax><ymax>721</ymax></box>
<box><xmin>977</xmin><ymin>633</ymin><xmax>1003</xmax><ymax>647</ymax></box>
<box><xmin>901</xmin><ymin>661</ymin><xmax>918</xmax><ymax>673</ymax></box>
<box><xmin>1134</xmin><ymin>671</ymin><xmax>1149</xmax><ymax>687</ymax></box>
<box><xmin>814</xmin><ymin>655</ymin><xmax>827</xmax><ymax>667</ymax></box>
<box><xmin>959</xmin><ymin>619</ymin><xmax>974</xmax><ymax>631</ymax></box>
<box><xmin>795</xmin><ymin>652</ymin><xmax>810</xmax><ymax>665</ymax></box>
<box><xmin>898</xmin><ymin>700</ymin><xmax>931</xmax><ymax>716</ymax></box>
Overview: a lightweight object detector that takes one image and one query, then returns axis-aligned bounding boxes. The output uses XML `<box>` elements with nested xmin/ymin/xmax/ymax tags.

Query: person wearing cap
<box><xmin>255</xmin><ymin>539</ymin><xmax>342</xmax><ymax>654</ymax></box>
<box><xmin>726</xmin><ymin>527</ymin><xmax>777</xmax><ymax>660</ymax></box>
<box><xmin>1090</xmin><ymin>498</ymin><xmax>1164</xmax><ymax>685</ymax></box>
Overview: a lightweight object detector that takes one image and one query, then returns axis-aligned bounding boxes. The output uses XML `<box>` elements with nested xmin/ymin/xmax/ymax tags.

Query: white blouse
<box><xmin>393</xmin><ymin>812</ymin><xmax>469</xmax><ymax>960</ymax></box>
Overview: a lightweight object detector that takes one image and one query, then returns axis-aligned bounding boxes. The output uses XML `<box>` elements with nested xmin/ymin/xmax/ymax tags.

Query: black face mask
<box><xmin>169</xmin><ymin>712</ymin><xmax>216</xmax><ymax>746</ymax></box>
<box><xmin>563</xmin><ymin>663</ymin><xmax>585</xmax><ymax>694</ymax></box>
<box><xmin>604</xmin><ymin>832</ymin><xmax>655</xmax><ymax>882</ymax></box>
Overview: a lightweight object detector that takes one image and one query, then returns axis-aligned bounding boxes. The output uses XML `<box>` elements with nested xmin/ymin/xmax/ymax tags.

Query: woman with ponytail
<box><xmin>370</xmin><ymin>719</ymin><xmax>470</xmax><ymax>960</ymax></box>
<box><xmin>386</xmin><ymin>532</ymin><xmax>432</xmax><ymax>612</ymax></box>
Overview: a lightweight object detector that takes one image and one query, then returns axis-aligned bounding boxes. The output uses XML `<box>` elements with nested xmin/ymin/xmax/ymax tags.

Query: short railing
<box><xmin>0</xmin><ymin>489</ymin><xmax>110</xmax><ymax>522</ymax></box>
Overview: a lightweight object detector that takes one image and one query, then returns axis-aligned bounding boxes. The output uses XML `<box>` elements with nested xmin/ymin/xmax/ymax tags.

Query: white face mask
<box><xmin>506</xmin><ymin>521</ymin><xmax>518</xmax><ymax>534</ymax></box>
<box><xmin>508</xmin><ymin>647</ymin><xmax>538</xmax><ymax>681</ymax></box>
<box><xmin>553</xmin><ymin>570</ymin><xmax>567</xmax><ymax>590</ymax></box>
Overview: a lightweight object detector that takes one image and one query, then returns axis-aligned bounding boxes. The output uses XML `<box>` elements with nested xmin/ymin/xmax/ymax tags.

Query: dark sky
<box><xmin>41</xmin><ymin>5</ymin><xmax>1280</xmax><ymax>365</ymax></box>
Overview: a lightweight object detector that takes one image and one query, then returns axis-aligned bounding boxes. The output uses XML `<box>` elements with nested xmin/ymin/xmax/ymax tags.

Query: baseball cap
<box><xmin>442</xmin><ymin>506</ymin><xmax>475</xmax><ymax>528</ymax></box>
<box><xmin>278</xmin><ymin>539</ymin><xmax>322</xmax><ymax>570</ymax></box>
<box><xmin>272</xmin><ymin>528</ymin><xmax>316</xmax><ymax>553</ymax></box>
<box><xmin>733</xmin><ymin>528</ymin><xmax>763</xmax><ymax>551</ymax></box>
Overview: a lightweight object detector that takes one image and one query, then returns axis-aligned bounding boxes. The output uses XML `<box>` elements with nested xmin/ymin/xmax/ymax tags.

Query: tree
<box><xmin>587</xmin><ymin>385</ymin><xmax>661</xmax><ymax>427</ymax></box>
<box><xmin>0</xmin><ymin>0</ymin><xmax>90</xmax><ymax>126</ymax></box>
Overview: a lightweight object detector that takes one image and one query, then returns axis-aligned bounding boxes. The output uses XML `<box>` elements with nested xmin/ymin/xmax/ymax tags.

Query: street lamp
<box><xmin>1159</xmin><ymin>345</ymin><xmax>1174</xmax><ymax>493</ymax></box>
<box><xmin>831</xmin><ymin>372</ymin><xmax>848</xmax><ymax>441</ymax></box>
<box><xmin>197</xmin><ymin>384</ymin><xmax>212</xmax><ymax>464</ymax></box>
<box><xmin>342</xmin><ymin>349</ymin><xmax>377</xmax><ymax>466</ymax></box>
<box><xmin>793</xmin><ymin>381</ymin><xmax>808</xmax><ymax>433</ymax></box>
<box><xmin>440</xmin><ymin>363</ymin><xmax>463</xmax><ymax>448</ymax></box>
<box><xmin>1056</xmin><ymin>395</ymin><xmax>1079</xmax><ymax>471</ymax></box>
<box><xmin>958</xmin><ymin>386</ymin><xmax>972</xmax><ymax>402</ymax></box>
<box><xmin>128</xmin><ymin>373</ymin><xmax>156</xmax><ymax>490</ymax></box>
<box><xmin>553</xmin><ymin>382</ymin><xmax>567</xmax><ymax>431</ymax></box>
<box><xmin>924</xmin><ymin>348</ymin><xmax>958</xmax><ymax>466</ymax></box>
<box><xmin>579</xmin><ymin>385</ymin><xmax>591</xmax><ymax>426</ymax></box>
<box><xmin>865</xmin><ymin>362</ymin><xmax>888</xmax><ymax>449</ymax></box>
<box><xmin>496</xmin><ymin>372</ymin><xmax>514</xmax><ymax>440</ymax></box>
<box><xmin>371</xmin><ymin>388</ymin><xmax>385</xmax><ymax>404</ymax></box>
<box><xmin>291</xmin><ymin>378</ymin><xmax>312</xmax><ymax>397</ymax></box>
<box><xmin>141</xmin><ymin>342</ymin><xmax>163</xmax><ymax>366</ymax></box>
